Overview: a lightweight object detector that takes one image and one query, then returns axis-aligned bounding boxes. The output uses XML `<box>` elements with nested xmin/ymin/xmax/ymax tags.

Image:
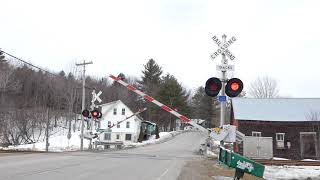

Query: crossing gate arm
<box><xmin>109</xmin><ymin>74</ymin><xmax>208</xmax><ymax>133</ymax></box>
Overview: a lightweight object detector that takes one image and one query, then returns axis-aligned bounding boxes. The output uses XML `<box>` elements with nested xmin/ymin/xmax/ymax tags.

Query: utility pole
<box><xmin>76</xmin><ymin>60</ymin><xmax>93</xmax><ymax>151</ymax></box>
<box><xmin>45</xmin><ymin>108</ymin><xmax>50</xmax><ymax>152</ymax></box>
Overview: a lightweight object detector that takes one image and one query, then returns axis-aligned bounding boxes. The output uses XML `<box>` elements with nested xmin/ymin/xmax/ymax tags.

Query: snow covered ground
<box><xmin>0</xmin><ymin>126</ymin><xmax>185</xmax><ymax>152</ymax></box>
<box><xmin>123</xmin><ymin>131</ymin><xmax>183</xmax><ymax>148</ymax></box>
<box><xmin>2</xmin><ymin>126</ymin><xmax>320</xmax><ymax>180</ymax></box>
<box><xmin>264</xmin><ymin>165</ymin><xmax>320</xmax><ymax>180</ymax></box>
<box><xmin>206</xmin><ymin>148</ymin><xmax>320</xmax><ymax>180</ymax></box>
<box><xmin>1</xmin><ymin>129</ymin><xmax>91</xmax><ymax>152</ymax></box>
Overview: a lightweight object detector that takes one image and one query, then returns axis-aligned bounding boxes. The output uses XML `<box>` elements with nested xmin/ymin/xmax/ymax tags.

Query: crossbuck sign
<box><xmin>90</xmin><ymin>90</ymin><xmax>102</xmax><ymax>109</ymax></box>
<box><xmin>211</xmin><ymin>35</ymin><xmax>237</xmax><ymax>61</ymax></box>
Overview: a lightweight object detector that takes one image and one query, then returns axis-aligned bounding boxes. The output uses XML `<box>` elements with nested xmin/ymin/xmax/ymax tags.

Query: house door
<box><xmin>300</xmin><ymin>132</ymin><xmax>318</xmax><ymax>159</ymax></box>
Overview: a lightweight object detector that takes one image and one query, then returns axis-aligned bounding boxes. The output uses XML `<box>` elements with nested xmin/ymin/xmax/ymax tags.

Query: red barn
<box><xmin>231</xmin><ymin>98</ymin><xmax>320</xmax><ymax>160</ymax></box>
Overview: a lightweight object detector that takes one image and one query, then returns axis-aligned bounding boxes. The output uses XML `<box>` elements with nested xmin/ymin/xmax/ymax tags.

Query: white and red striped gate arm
<box><xmin>109</xmin><ymin>74</ymin><xmax>208</xmax><ymax>133</ymax></box>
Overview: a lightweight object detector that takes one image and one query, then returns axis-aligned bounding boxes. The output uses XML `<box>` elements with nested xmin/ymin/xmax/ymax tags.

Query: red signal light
<box><xmin>209</xmin><ymin>83</ymin><xmax>219</xmax><ymax>91</ymax></box>
<box><xmin>91</xmin><ymin>110</ymin><xmax>102</xmax><ymax>119</ymax></box>
<box><xmin>205</xmin><ymin>77</ymin><xmax>222</xmax><ymax>97</ymax></box>
<box><xmin>225</xmin><ymin>78</ymin><xmax>243</xmax><ymax>97</ymax></box>
<box><xmin>82</xmin><ymin>109</ymin><xmax>90</xmax><ymax>118</ymax></box>
<box><xmin>231</xmin><ymin>82</ymin><xmax>240</xmax><ymax>91</ymax></box>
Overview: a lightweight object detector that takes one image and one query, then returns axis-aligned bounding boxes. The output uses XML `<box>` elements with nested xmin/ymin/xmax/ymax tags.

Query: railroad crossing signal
<box><xmin>82</xmin><ymin>109</ymin><xmax>102</xmax><ymax>119</ymax></box>
<box><xmin>205</xmin><ymin>77</ymin><xmax>243</xmax><ymax>98</ymax></box>
<box><xmin>211</xmin><ymin>35</ymin><xmax>237</xmax><ymax>61</ymax></box>
<box><xmin>92</xmin><ymin>90</ymin><xmax>102</xmax><ymax>103</ymax></box>
<box><xmin>90</xmin><ymin>90</ymin><xmax>102</xmax><ymax>109</ymax></box>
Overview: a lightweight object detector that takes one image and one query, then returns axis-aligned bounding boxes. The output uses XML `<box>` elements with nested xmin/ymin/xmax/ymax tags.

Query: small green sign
<box><xmin>219</xmin><ymin>147</ymin><xmax>265</xmax><ymax>178</ymax></box>
<box><xmin>96</xmin><ymin>128</ymin><xmax>112</xmax><ymax>133</ymax></box>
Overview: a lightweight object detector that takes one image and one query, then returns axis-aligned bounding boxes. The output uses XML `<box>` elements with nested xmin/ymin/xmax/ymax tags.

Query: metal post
<box><xmin>76</xmin><ymin>60</ymin><xmax>93</xmax><ymax>151</ymax></box>
<box><xmin>220</xmin><ymin>70</ymin><xmax>226</xmax><ymax>127</ymax></box>
<box><xmin>220</xmin><ymin>35</ymin><xmax>228</xmax><ymax>127</ymax></box>
<box><xmin>89</xmin><ymin>90</ymin><xmax>95</xmax><ymax>150</ymax></box>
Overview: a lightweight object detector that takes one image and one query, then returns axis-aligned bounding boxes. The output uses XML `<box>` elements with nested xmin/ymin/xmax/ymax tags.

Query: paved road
<box><xmin>0</xmin><ymin>131</ymin><xmax>206</xmax><ymax>180</ymax></box>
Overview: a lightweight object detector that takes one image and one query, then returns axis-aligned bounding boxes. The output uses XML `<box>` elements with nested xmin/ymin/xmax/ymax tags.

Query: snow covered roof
<box><xmin>232</xmin><ymin>98</ymin><xmax>320</xmax><ymax>122</ymax></box>
<box><xmin>99</xmin><ymin>100</ymin><xmax>143</xmax><ymax>121</ymax></box>
<box><xmin>99</xmin><ymin>100</ymin><xmax>121</xmax><ymax>113</ymax></box>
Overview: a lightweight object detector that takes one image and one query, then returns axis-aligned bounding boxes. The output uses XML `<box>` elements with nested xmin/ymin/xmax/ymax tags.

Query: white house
<box><xmin>98</xmin><ymin>100</ymin><xmax>142</xmax><ymax>143</ymax></box>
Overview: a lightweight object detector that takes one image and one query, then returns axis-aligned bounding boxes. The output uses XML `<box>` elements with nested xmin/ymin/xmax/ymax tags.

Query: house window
<box><xmin>113</xmin><ymin>108</ymin><xmax>117</xmax><ymax>115</ymax></box>
<box><xmin>125</xmin><ymin>134</ymin><xmax>132</xmax><ymax>141</ymax></box>
<box><xmin>252</xmin><ymin>131</ymin><xmax>261</xmax><ymax>137</ymax></box>
<box><xmin>116</xmin><ymin>134</ymin><xmax>120</xmax><ymax>140</ymax></box>
<box><xmin>117</xmin><ymin>121</ymin><xmax>120</xmax><ymax>128</ymax></box>
<box><xmin>108</xmin><ymin>121</ymin><xmax>111</xmax><ymax>128</ymax></box>
<box><xmin>104</xmin><ymin>133</ymin><xmax>111</xmax><ymax>140</ymax></box>
<box><xmin>126</xmin><ymin>121</ymin><xmax>130</xmax><ymax>128</ymax></box>
<box><xmin>276</xmin><ymin>133</ymin><xmax>285</xmax><ymax>149</ymax></box>
<box><xmin>122</xmin><ymin>108</ymin><xmax>125</xmax><ymax>115</ymax></box>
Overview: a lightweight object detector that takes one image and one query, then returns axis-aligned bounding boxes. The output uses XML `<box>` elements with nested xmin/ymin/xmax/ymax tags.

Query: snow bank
<box><xmin>264</xmin><ymin>166</ymin><xmax>320</xmax><ymax>180</ymax></box>
<box><xmin>272</xmin><ymin>157</ymin><xmax>290</xmax><ymax>160</ymax></box>
<box><xmin>206</xmin><ymin>149</ymin><xmax>218</xmax><ymax>158</ymax></box>
<box><xmin>4</xmin><ymin>131</ymin><xmax>91</xmax><ymax>152</ymax></box>
<box><xmin>2</xmin><ymin>130</ymin><xmax>185</xmax><ymax>152</ymax></box>
<box><xmin>124</xmin><ymin>131</ymin><xmax>184</xmax><ymax>148</ymax></box>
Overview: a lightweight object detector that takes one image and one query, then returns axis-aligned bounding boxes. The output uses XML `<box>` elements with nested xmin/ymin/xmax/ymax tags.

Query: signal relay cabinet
<box><xmin>219</xmin><ymin>147</ymin><xmax>265</xmax><ymax>179</ymax></box>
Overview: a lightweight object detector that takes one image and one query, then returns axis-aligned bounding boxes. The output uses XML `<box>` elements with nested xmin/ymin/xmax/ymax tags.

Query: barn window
<box><xmin>116</xmin><ymin>134</ymin><xmax>120</xmax><ymax>140</ymax></box>
<box><xmin>122</xmin><ymin>108</ymin><xmax>125</xmax><ymax>115</ymax></box>
<box><xmin>276</xmin><ymin>133</ymin><xmax>285</xmax><ymax>149</ymax></box>
<box><xmin>108</xmin><ymin>121</ymin><xmax>111</xmax><ymax>127</ymax></box>
<box><xmin>252</xmin><ymin>131</ymin><xmax>261</xmax><ymax>137</ymax></box>
<box><xmin>113</xmin><ymin>108</ymin><xmax>117</xmax><ymax>115</ymax></box>
<box><xmin>126</xmin><ymin>121</ymin><xmax>130</xmax><ymax>128</ymax></box>
<box><xmin>117</xmin><ymin>121</ymin><xmax>120</xmax><ymax>128</ymax></box>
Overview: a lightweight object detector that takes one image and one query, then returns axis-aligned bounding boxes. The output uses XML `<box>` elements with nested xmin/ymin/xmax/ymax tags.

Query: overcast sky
<box><xmin>1</xmin><ymin>0</ymin><xmax>320</xmax><ymax>97</ymax></box>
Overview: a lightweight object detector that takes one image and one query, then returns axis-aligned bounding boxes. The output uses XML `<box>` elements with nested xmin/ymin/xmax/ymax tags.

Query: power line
<box><xmin>0</xmin><ymin>49</ymin><xmax>95</xmax><ymax>90</ymax></box>
<box><xmin>1</xmin><ymin>50</ymin><xmax>58</xmax><ymax>77</ymax></box>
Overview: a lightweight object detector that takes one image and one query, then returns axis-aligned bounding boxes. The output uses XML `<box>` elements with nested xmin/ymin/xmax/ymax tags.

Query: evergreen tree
<box><xmin>140</xmin><ymin>59</ymin><xmax>163</xmax><ymax>122</ymax></box>
<box><xmin>157</xmin><ymin>74</ymin><xmax>191</xmax><ymax>131</ymax></box>
<box><xmin>141</xmin><ymin>59</ymin><xmax>163</xmax><ymax>92</ymax></box>
<box><xmin>191</xmin><ymin>86</ymin><xmax>219</xmax><ymax>128</ymax></box>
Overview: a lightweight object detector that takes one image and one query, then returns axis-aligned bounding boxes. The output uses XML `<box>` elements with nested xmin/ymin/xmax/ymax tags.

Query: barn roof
<box><xmin>232</xmin><ymin>98</ymin><xmax>320</xmax><ymax>122</ymax></box>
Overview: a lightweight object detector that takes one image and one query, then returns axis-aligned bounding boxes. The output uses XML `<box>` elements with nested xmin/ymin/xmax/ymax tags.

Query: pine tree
<box><xmin>157</xmin><ymin>74</ymin><xmax>191</xmax><ymax>131</ymax></box>
<box><xmin>140</xmin><ymin>59</ymin><xmax>163</xmax><ymax>122</ymax></box>
<box><xmin>141</xmin><ymin>59</ymin><xmax>163</xmax><ymax>92</ymax></box>
<box><xmin>191</xmin><ymin>86</ymin><xmax>219</xmax><ymax>128</ymax></box>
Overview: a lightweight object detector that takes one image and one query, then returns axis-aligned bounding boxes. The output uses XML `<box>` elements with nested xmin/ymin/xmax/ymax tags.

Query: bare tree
<box><xmin>306</xmin><ymin>111</ymin><xmax>320</xmax><ymax>133</ymax></box>
<box><xmin>248</xmin><ymin>76</ymin><xmax>279</xmax><ymax>98</ymax></box>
